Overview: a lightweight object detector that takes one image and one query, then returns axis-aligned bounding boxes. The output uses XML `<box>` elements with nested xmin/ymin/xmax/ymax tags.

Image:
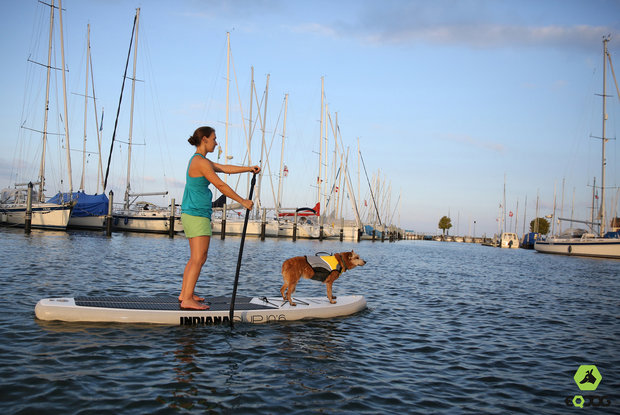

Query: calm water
<box><xmin>0</xmin><ymin>227</ymin><xmax>618</xmax><ymax>414</ymax></box>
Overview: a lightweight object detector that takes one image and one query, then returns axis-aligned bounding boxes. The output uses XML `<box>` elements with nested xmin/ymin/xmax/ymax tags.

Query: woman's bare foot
<box><xmin>178</xmin><ymin>294</ymin><xmax>205</xmax><ymax>302</ymax></box>
<box><xmin>180</xmin><ymin>298</ymin><xmax>209</xmax><ymax>310</ymax></box>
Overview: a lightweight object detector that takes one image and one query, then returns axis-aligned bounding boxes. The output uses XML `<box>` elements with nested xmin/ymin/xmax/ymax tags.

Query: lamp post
<box><xmin>473</xmin><ymin>220</ymin><xmax>476</xmax><ymax>239</ymax></box>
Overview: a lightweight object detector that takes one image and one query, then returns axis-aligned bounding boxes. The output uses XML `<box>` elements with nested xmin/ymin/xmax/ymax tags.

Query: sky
<box><xmin>1</xmin><ymin>0</ymin><xmax>620</xmax><ymax>236</ymax></box>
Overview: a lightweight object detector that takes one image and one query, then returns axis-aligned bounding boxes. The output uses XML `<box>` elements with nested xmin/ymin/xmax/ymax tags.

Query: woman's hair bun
<box><xmin>188</xmin><ymin>126</ymin><xmax>214</xmax><ymax>147</ymax></box>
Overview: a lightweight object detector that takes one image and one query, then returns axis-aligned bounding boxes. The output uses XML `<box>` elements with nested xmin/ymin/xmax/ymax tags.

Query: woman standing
<box><xmin>180</xmin><ymin>126</ymin><xmax>260</xmax><ymax>310</ymax></box>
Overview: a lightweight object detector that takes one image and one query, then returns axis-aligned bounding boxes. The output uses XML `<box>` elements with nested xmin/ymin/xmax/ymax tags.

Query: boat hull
<box><xmin>211</xmin><ymin>219</ymin><xmax>279</xmax><ymax>237</ymax></box>
<box><xmin>0</xmin><ymin>204</ymin><xmax>72</xmax><ymax>230</ymax></box>
<box><xmin>534</xmin><ymin>238</ymin><xmax>620</xmax><ymax>259</ymax></box>
<box><xmin>113</xmin><ymin>212</ymin><xmax>183</xmax><ymax>234</ymax></box>
<box><xmin>68</xmin><ymin>215</ymin><xmax>106</xmax><ymax>230</ymax></box>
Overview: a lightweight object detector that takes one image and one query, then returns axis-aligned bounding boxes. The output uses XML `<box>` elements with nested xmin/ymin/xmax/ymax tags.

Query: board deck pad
<box><xmin>73</xmin><ymin>296</ymin><xmax>271</xmax><ymax>311</ymax></box>
<box><xmin>35</xmin><ymin>294</ymin><xmax>366</xmax><ymax>325</ymax></box>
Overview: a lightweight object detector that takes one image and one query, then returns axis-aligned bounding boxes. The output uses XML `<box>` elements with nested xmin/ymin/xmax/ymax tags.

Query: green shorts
<box><xmin>181</xmin><ymin>213</ymin><xmax>212</xmax><ymax>238</ymax></box>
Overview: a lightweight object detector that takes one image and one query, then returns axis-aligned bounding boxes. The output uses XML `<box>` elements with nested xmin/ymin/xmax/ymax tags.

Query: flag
<box><xmin>283</xmin><ymin>165</ymin><xmax>288</xmax><ymax>177</ymax></box>
<box><xmin>217</xmin><ymin>145</ymin><xmax>222</xmax><ymax>160</ymax></box>
<box><xmin>364</xmin><ymin>200</ymin><xmax>367</xmax><ymax>207</ymax></box>
<box><xmin>99</xmin><ymin>108</ymin><xmax>104</xmax><ymax>131</ymax></box>
<box><xmin>509</xmin><ymin>211</ymin><xmax>513</xmax><ymax>217</ymax></box>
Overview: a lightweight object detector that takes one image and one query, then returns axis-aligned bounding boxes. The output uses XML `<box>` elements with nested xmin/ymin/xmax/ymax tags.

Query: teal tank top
<box><xmin>181</xmin><ymin>153</ymin><xmax>213</xmax><ymax>218</ymax></box>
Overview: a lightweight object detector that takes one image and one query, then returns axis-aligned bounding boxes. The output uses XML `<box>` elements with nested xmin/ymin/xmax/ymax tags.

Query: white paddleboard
<box><xmin>34</xmin><ymin>295</ymin><xmax>366</xmax><ymax>325</ymax></box>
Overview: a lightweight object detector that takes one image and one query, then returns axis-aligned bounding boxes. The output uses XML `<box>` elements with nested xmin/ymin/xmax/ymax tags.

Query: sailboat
<box><xmin>47</xmin><ymin>23</ymin><xmax>109</xmax><ymax>230</ymax></box>
<box><xmin>1</xmin><ymin>0</ymin><xmax>73</xmax><ymax>230</ymax></box>
<box><xmin>205</xmin><ymin>37</ymin><xmax>279</xmax><ymax>238</ymax></box>
<box><xmin>103</xmin><ymin>9</ymin><xmax>181</xmax><ymax>234</ymax></box>
<box><xmin>278</xmin><ymin>77</ymin><xmax>339</xmax><ymax>239</ymax></box>
<box><xmin>535</xmin><ymin>37</ymin><xmax>620</xmax><ymax>259</ymax></box>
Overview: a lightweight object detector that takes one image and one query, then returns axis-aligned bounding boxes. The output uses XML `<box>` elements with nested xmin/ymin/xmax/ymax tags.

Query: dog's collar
<box><xmin>336</xmin><ymin>254</ymin><xmax>347</xmax><ymax>272</ymax></box>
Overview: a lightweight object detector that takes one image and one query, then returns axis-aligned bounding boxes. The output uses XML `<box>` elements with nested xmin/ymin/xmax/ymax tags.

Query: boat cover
<box><xmin>48</xmin><ymin>191</ymin><xmax>109</xmax><ymax>217</ymax></box>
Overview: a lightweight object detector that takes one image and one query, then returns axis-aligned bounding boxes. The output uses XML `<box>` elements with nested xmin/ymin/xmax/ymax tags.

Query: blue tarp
<box><xmin>521</xmin><ymin>232</ymin><xmax>541</xmax><ymax>249</ymax></box>
<box><xmin>47</xmin><ymin>191</ymin><xmax>109</xmax><ymax>217</ymax></box>
<box><xmin>364</xmin><ymin>225</ymin><xmax>382</xmax><ymax>238</ymax></box>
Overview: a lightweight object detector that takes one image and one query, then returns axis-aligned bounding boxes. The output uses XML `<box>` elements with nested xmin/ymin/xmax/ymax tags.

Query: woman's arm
<box><xmin>196</xmin><ymin>158</ymin><xmax>255</xmax><ymax>210</ymax></box>
<box><xmin>212</xmin><ymin>162</ymin><xmax>260</xmax><ymax>175</ymax></box>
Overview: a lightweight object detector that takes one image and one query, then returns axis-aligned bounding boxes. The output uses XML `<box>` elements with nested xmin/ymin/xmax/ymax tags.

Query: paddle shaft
<box><xmin>229</xmin><ymin>173</ymin><xmax>257</xmax><ymax>327</ymax></box>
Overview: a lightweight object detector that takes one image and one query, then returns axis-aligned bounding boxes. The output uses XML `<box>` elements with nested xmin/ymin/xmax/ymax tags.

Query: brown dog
<box><xmin>280</xmin><ymin>250</ymin><xmax>366</xmax><ymax>306</ymax></box>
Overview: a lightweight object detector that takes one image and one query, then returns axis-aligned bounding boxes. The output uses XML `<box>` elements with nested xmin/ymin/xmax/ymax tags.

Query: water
<box><xmin>0</xmin><ymin>227</ymin><xmax>618</xmax><ymax>414</ymax></box>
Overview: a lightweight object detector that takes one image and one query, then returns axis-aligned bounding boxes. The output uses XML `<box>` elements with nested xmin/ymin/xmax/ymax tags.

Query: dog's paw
<box><xmin>329</xmin><ymin>299</ymin><xmax>337</xmax><ymax>304</ymax></box>
<box><xmin>290</xmin><ymin>302</ymin><xmax>297</xmax><ymax>307</ymax></box>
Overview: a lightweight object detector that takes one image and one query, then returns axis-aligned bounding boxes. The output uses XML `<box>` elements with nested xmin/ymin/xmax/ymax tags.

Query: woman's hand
<box><xmin>241</xmin><ymin>199</ymin><xmax>254</xmax><ymax>210</ymax></box>
<box><xmin>249</xmin><ymin>165</ymin><xmax>260</xmax><ymax>174</ymax></box>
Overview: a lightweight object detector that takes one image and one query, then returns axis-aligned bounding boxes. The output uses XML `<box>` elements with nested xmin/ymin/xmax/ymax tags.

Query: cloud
<box><xmin>361</xmin><ymin>23</ymin><xmax>611</xmax><ymax>50</ymax></box>
<box><xmin>290</xmin><ymin>22</ymin><xmax>338</xmax><ymax>38</ymax></box>
<box><xmin>289</xmin><ymin>1</ymin><xmax>617</xmax><ymax>50</ymax></box>
<box><xmin>165</xmin><ymin>177</ymin><xmax>185</xmax><ymax>189</ymax></box>
<box><xmin>438</xmin><ymin>133</ymin><xmax>505</xmax><ymax>153</ymax></box>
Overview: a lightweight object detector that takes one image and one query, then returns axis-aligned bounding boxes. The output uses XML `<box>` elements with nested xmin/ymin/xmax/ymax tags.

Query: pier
<box><xmin>404</xmin><ymin>232</ymin><xmax>489</xmax><ymax>244</ymax></box>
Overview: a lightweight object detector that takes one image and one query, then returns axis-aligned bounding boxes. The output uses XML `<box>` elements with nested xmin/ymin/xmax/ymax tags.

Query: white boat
<box><xmin>535</xmin><ymin>228</ymin><xmax>620</xmax><ymax>258</ymax></box>
<box><xmin>535</xmin><ymin>37</ymin><xmax>620</xmax><ymax>259</ymax></box>
<box><xmin>1</xmin><ymin>188</ymin><xmax>72</xmax><ymax>230</ymax></box>
<box><xmin>499</xmin><ymin>232</ymin><xmax>519</xmax><ymax>249</ymax></box>
<box><xmin>61</xmin><ymin>24</ymin><xmax>108</xmax><ymax>231</ymax></box>
<box><xmin>278</xmin><ymin>219</ymin><xmax>330</xmax><ymax>239</ymax></box>
<box><xmin>211</xmin><ymin>217</ymin><xmax>279</xmax><ymax>238</ymax></box>
<box><xmin>1</xmin><ymin>1</ymin><xmax>73</xmax><ymax>230</ymax></box>
<box><xmin>113</xmin><ymin>202</ymin><xmax>183</xmax><ymax>234</ymax></box>
<box><xmin>104</xmin><ymin>9</ymin><xmax>179</xmax><ymax>234</ymax></box>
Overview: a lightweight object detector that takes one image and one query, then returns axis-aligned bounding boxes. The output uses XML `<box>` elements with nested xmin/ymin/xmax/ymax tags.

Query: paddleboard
<box><xmin>34</xmin><ymin>295</ymin><xmax>366</xmax><ymax>325</ymax></box>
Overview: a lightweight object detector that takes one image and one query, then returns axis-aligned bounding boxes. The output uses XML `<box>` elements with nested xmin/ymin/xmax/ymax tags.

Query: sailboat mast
<box><xmin>81</xmin><ymin>24</ymin><xmax>90</xmax><ymax>192</ymax></box>
<box><xmin>248</xmin><ymin>66</ymin><xmax>254</xmax><ymax>198</ymax></box>
<box><xmin>257</xmin><ymin>74</ymin><xmax>269</xmax><ymax>215</ymax></box>
<box><xmin>318</xmin><ymin>77</ymin><xmax>324</xmax><ymax>207</ymax></box>
<box><xmin>591</xmin><ymin>177</ymin><xmax>597</xmax><ymax>231</ymax></box>
<box><xmin>502</xmin><ymin>173</ymin><xmax>506</xmax><ymax>234</ymax></box>
<box><xmin>522</xmin><ymin>195</ymin><xmax>527</xmax><ymax>235</ymax></box>
<box><xmin>58</xmin><ymin>0</ymin><xmax>73</xmax><ymax>195</ymax></box>
<box><xmin>225</xmin><ymin>32</ymin><xmax>230</xmax><ymax>182</ymax></box>
<box><xmin>333</xmin><ymin>112</ymin><xmax>339</xmax><ymax>218</ymax></box>
<box><xmin>89</xmin><ymin>42</ymin><xmax>104</xmax><ymax>194</ymax></box>
<box><xmin>600</xmin><ymin>36</ymin><xmax>610</xmax><ymax>235</ymax></box>
<box><xmin>324</xmin><ymin>101</ymin><xmax>329</xmax><ymax>216</ymax></box>
<box><xmin>277</xmin><ymin>94</ymin><xmax>288</xmax><ymax>216</ymax></box>
<box><xmin>39</xmin><ymin>0</ymin><xmax>55</xmax><ymax>202</ymax></box>
<box><xmin>125</xmin><ymin>8</ymin><xmax>140</xmax><ymax>209</ymax></box>
<box><xmin>103</xmin><ymin>11</ymin><xmax>137</xmax><ymax>193</ymax></box>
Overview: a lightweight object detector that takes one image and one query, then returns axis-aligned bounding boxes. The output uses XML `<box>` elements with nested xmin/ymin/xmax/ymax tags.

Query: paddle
<box><xmin>229</xmin><ymin>172</ymin><xmax>257</xmax><ymax>328</ymax></box>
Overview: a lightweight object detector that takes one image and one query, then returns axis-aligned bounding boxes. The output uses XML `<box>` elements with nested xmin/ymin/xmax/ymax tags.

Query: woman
<box><xmin>180</xmin><ymin>126</ymin><xmax>260</xmax><ymax>310</ymax></box>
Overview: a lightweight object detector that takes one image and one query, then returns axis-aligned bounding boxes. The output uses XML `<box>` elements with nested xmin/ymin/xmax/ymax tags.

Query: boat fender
<box><xmin>568</xmin><ymin>246</ymin><xmax>572</xmax><ymax>254</ymax></box>
<box><xmin>114</xmin><ymin>217</ymin><xmax>119</xmax><ymax>226</ymax></box>
<box><xmin>124</xmin><ymin>217</ymin><xmax>129</xmax><ymax>225</ymax></box>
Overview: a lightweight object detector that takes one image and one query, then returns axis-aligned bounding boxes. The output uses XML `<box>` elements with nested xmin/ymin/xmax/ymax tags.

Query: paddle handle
<box><xmin>229</xmin><ymin>173</ymin><xmax>257</xmax><ymax>327</ymax></box>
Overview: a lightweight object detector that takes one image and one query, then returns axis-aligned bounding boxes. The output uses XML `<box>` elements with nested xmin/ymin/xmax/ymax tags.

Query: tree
<box><xmin>438</xmin><ymin>216</ymin><xmax>452</xmax><ymax>236</ymax></box>
<box><xmin>529</xmin><ymin>217</ymin><xmax>550</xmax><ymax>235</ymax></box>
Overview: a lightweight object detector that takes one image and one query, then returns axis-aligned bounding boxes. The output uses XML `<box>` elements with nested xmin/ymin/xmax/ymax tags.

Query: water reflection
<box><xmin>159</xmin><ymin>331</ymin><xmax>209</xmax><ymax>411</ymax></box>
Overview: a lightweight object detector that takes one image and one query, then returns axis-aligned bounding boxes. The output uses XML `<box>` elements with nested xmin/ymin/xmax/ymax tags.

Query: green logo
<box><xmin>573</xmin><ymin>395</ymin><xmax>585</xmax><ymax>408</ymax></box>
<box><xmin>573</xmin><ymin>365</ymin><xmax>602</xmax><ymax>391</ymax></box>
